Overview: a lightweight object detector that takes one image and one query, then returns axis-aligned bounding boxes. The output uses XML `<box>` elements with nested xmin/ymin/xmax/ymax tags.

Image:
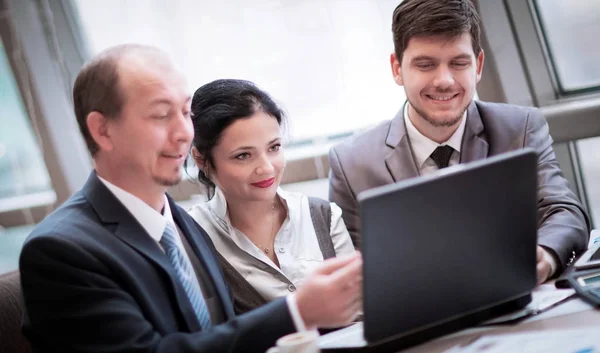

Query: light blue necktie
<box><xmin>160</xmin><ymin>222</ymin><xmax>212</xmax><ymax>329</ymax></box>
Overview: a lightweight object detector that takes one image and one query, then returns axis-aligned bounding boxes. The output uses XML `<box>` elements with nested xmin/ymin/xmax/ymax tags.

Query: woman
<box><xmin>187</xmin><ymin>79</ymin><xmax>355</xmax><ymax>314</ymax></box>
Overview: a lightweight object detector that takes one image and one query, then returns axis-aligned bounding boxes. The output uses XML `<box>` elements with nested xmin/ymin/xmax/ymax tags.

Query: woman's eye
<box><xmin>269</xmin><ymin>144</ymin><xmax>281</xmax><ymax>152</ymax></box>
<box><xmin>235</xmin><ymin>153</ymin><xmax>250</xmax><ymax>160</ymax></box>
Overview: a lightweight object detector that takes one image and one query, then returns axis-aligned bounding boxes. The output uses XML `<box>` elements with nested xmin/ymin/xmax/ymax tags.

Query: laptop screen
<box><xmin>358</xmin><ymin>149</ymin><xmax>538</xmax><ymax>344</ymax></box>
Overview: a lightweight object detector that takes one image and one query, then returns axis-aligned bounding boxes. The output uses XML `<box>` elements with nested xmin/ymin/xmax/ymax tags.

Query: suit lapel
<box><xmin>385</xmin><ymin>137</ymin><xmax>420</xmax><ymax>182</ymax></box>
<box><xmin>460</xmin><ymin>101</ymin><xmax>489</xmax><ymax>164</ymax></box>
<box><xmin>384</xmin><ymin>105</ymin><xmax>420</xmax><ymax>182</ymax></box>
<box><xmin>170</xmin><ymin>198</ymin><xmax>236</xmax><ymax>319</ymax></box>
<box><xmin>82</xmin><ymin>172</ymin><xmax>202</xmax><ymax>332</ymax></box>
<box><xmin>113</xmin><ymin>218</ymin><xmax>203</xmax><ymax>332</ymax></box>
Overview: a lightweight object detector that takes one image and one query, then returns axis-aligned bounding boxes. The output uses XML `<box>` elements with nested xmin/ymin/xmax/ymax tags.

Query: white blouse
<box><xmin>188</xmin><ymin>187</ymin><xmax>356</xmax><ymax>301</ymax></box>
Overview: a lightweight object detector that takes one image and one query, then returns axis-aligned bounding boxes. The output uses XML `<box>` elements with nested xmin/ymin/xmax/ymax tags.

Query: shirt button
<box><xmin>288</xmin><ymin>284</ymin><xmax>296</xmax><ymax>292</ymax></box>
<box><xmin>278</xmin><ymin>247</ymin><xmax>285</xmax><ymax>253</ymax></box>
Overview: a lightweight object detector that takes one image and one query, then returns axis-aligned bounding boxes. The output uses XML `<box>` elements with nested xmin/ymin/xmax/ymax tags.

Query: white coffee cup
<box><xmin>265</xmin><ymin>330</ymin><xmax>320</xmax><ymax>353</ymax></box>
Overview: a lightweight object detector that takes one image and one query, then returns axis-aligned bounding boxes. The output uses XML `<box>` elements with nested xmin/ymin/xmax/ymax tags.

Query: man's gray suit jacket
<box><xmin>328</xmin><ymin>100</ymin><xmax>590</xmax><ymax>274</ymax></box>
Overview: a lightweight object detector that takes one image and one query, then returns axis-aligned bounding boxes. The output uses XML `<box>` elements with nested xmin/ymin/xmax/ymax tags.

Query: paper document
<box><xmin>318</xmin><ymin>322</ymin><xmax>366</xmax><ymax>349</ymax></box>
<box><xmin>481</xmin><ymin>289</ymin><xmax>575</xmax><ymax>325</ymax></box>
<box><xmin>443</xmin><ymin>328</ymin><xmax>600</xmax><ymax>353</ymax></box>
<box><xmin>525</xmin><ymin>296</ymin><xmax>595</xmax><ymax>323</ymax></box>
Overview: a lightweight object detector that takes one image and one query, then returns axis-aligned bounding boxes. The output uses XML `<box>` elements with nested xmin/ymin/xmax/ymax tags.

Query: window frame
<box><xmin>530</xmin><ymin>0</ymin><xmax>600</xmax><ymax>96</ymax></box>
<box><xmin>1</xmin><ymin>0</ymin><xmax>342</xmax><ymax>226</ymax></box>
<box><xmin>478</xmin><ymin>0</ymin><xmax>600</xmax><ymax>226</ymax></box>
<box><xmin>4</xmin><ymin>0</ymin><xmax>600</xmax><ymax>228</ymax></box>
<box><xmin>503</xmin><ymin>0</ymin><xmax>600</xmax><ymax>107</ymax></box>
<box><xmin>0</xmin><ymin>0</ymin><xmax>92</xmax><ymax>226</ymax></box>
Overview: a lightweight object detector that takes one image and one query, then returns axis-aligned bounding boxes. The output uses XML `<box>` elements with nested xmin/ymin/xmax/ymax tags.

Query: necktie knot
<box><xmin>430</xmin><ymin>145</ymin><xmax>454</xmax><ymax>169</ymax></box>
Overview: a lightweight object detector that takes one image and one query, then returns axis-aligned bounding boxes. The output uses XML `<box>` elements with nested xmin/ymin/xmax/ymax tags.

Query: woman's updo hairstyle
<box><xmin>190</xmin><ymin>79</ymin><xmax>286</xmax><ymax>197</ymax></box>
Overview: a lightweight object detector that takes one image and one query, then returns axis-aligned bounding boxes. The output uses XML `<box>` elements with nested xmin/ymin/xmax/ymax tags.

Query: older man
<box><xmin>20</xmin><ymin>44</ymin><xmax>362</xmax><ymax>353</ymax></box>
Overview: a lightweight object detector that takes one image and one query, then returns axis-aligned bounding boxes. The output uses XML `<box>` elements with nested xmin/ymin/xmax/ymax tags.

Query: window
<box><xmin>577</xmin><ymin>137</ymin><xmax>600</xmax><ymax>225</ymax></box>
<box><xmin>0</xmin><ymin>38</ymin><xmax>54</xmax><ymax>212</ymax></box>
<box><xmin>481</xmin><ymin>0</ymin><xmax>600</xmax><ymax>227</ymax></box>
<box><xmin>534</xmin><ymin>0</ymin><xmax>600</xmax><ymax>225</ymax></box>
<box><xmin>535</xmin><ymin>0</ymin><xmax>600</xmax><ymax>93</ymax></box>
<box><xmin>73</xmin><ymin>0</ymin><xmax>406</xmax><ymax>143</ymax></box>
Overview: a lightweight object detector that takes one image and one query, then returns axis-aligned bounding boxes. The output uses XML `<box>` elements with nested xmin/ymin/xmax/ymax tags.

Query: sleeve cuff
<box><xmin>542</xmin><ymin>248</ymin><xmax>558</xmax><ymax>277</ymax></box>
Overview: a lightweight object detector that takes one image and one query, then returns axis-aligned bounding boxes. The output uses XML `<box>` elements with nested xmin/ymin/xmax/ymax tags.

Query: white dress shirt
<box><xmin>188</xmin><ymin>187</ymin><xmax>355</xmax><ymax>325</ymax></box>
<box><xmin>403</xmin><ymin>102</ymin><xmax>467</xmax><ymax>175</ymax></box>
<box><xmin>98</xmin><ymin>176</ymin><xmax>180</xmax><ymax>252</ymax></box>
<box><xmin>402</xmin><ymin>103</ymin><xmax>557</xmax><ymax>276</ymax></box>
<box><xmin>98</xmin><ymin>176</ymin><xmax>311</xmax><ymax>330</ymax></box>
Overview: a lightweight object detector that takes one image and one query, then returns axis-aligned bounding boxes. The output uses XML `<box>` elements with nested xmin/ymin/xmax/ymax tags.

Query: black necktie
<box><xmin>430</xmin><ymin>145</ymin><xmax>454</xmax><ymax>169</ymax></box>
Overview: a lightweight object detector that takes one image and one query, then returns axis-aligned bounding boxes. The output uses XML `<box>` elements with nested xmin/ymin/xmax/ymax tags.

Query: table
<box><xmin>401</xmin><ymin>296</ymin><xmax>600</xmax><ymax>352</ymax></box>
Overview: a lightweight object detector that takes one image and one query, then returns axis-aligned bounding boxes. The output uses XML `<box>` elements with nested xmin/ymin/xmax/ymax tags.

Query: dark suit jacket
<box><xmin>19</xmin><ymin>172</ymin><xmax>295</xmax><ymax>353</ymax></box>
<box><xmin>329</xmin><ymin>100</ymin><xmax>590</xmax><ymax>274</ymax></box>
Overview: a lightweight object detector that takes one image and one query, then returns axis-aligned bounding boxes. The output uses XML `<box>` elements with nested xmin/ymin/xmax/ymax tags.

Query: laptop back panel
<box><xmin>359</xmin><ymin>149</ymin><xmax>538</xmax><ymax>343</ymax></box>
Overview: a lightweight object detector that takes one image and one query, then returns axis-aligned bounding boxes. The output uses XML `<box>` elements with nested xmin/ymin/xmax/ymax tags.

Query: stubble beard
<box><xmin>153</xmin><ymin>168</ymin><xmax>183</xmax><ymax>187</ymax></box>
<box><xmin>410</xmin><ymin>98</ymin><xmax>467</xmax><ymax>128</ymax></box>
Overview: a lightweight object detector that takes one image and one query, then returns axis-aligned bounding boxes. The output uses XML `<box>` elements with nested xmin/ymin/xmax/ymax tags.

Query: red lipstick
<box><xmin>251</xmin><ymin>177</ymin><xmax>275</xmax><ymax>188</ymax></box>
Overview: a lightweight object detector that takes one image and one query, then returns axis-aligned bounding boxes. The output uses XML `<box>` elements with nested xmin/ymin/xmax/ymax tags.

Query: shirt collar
<box><xmin>208</xmin><ymin>187</ymin><xmax>289</xmax><ymax>233</ymax></box>
<box><xmin>403</xmin><ymin>102</ymin><xmax>467</xmax><ymax>169</ymax></box>
<box><xmin>97</xmin><ymin>176</ymin><xmax>172</xmax><ymax>242</ymax></box>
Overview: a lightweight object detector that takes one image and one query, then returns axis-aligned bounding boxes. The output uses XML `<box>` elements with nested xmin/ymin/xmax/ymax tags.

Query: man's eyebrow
<box><xmin>411</xmin><ymin>54</ymin><xmax>472</xmax><ymax>62</ymax></box>
<box><xmin>451</xmin><ymin>54</ymin><xmax>472</xmax><ymax>60</ymax></box>
<box><xmin>148</xmin><ymin>95</ymin><xmax>192</xmax><ymax>106</ymax></box>
<box><xmin>411</xmin><ymin>55</ymin><xmax>437</xmax><ymax>62</ymax></box>
<box><xmin>148</xmin><ymin>98</ymin><xmax>172</xmax><ymax>106</ymax></box>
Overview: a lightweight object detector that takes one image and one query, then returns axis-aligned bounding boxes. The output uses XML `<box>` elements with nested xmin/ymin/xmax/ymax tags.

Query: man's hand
<box><xmin>295</xmin><ymin>252</ymin><xmax>363</xmax><ymax>329</ymax></box>
<box><xmin>537</xmin><ymin>246</ymin><xmax>553</xmax><ymax>284</ymax></box>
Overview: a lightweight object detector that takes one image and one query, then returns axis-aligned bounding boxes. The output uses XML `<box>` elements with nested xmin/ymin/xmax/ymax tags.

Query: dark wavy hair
<box><xmin>189</xmin><ymin>79</ymin><xmax>287</xmax><ymax>197</ymax></box>
<box><xmin>392</xmin><ymin>0</ymin><xmax>482</xmax><ymax>62</ymax></box>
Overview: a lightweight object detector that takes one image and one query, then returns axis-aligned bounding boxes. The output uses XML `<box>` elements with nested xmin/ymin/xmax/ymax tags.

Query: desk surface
<box><xmin>398</xmin><ymin>233</ymin><xmax>600</xmax><ymax>352</ymax></box>
<box><xmin>401</xmin><ymin>301</ymin><xmax>600</xmax><ymax>353</ymax></box>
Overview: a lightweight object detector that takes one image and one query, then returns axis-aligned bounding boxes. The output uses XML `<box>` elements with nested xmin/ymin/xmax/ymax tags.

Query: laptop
<box><xmin>319</xmin><ymin>148</ymin><xmax>538</xmax><ymax>352</ymax></box>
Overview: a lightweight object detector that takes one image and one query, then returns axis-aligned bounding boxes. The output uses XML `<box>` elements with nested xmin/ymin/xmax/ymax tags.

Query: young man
<box><xmin>328</xmin><ymin>0</ymin><xmax>589</xmax><ymax>283</ymax></box>
<box><xmin>20</xmin><ymin>44</ymin><xmax>362</xmax><ymax>353</ymax></box>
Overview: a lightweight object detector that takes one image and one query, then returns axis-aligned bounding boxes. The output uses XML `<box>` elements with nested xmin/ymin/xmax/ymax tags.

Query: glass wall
<box><xmin>533</xmin><ymin>0</ymin><xmax>600</xmax><ymax>225</ymax></box>
<box><xmin>535</xmin><ymin>0</ymin><xmax>600</xmax><ymax>93</ymax></box>
<box><xmin>74</xmin><ymin>0</ymin><xmax>405</xmax><ymax>143</ymax></box>
<box><xmin>0</xmin><ymin>38</ymin><xmax>53</xmax><ymax>210</ymax></box>
<box><xmin>575</xmin><ymin>137</ymin><xmax>600</xmax><ymax>225</ymax></box>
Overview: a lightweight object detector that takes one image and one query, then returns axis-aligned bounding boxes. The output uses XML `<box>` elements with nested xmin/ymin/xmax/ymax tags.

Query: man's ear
<box><xmin>390</xmin><ymin>53</ymin><xmax>403</xmax><ymax>86</ymax></box>
<box><xmin>475</xmin><ymin>49</ymin><xmax>485</xmax><ymax>83</ymax></box>
<box><xmin>87</xmin><ymin>111</ymin><xmax>114</xmax><ymax>152</ymax></box>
